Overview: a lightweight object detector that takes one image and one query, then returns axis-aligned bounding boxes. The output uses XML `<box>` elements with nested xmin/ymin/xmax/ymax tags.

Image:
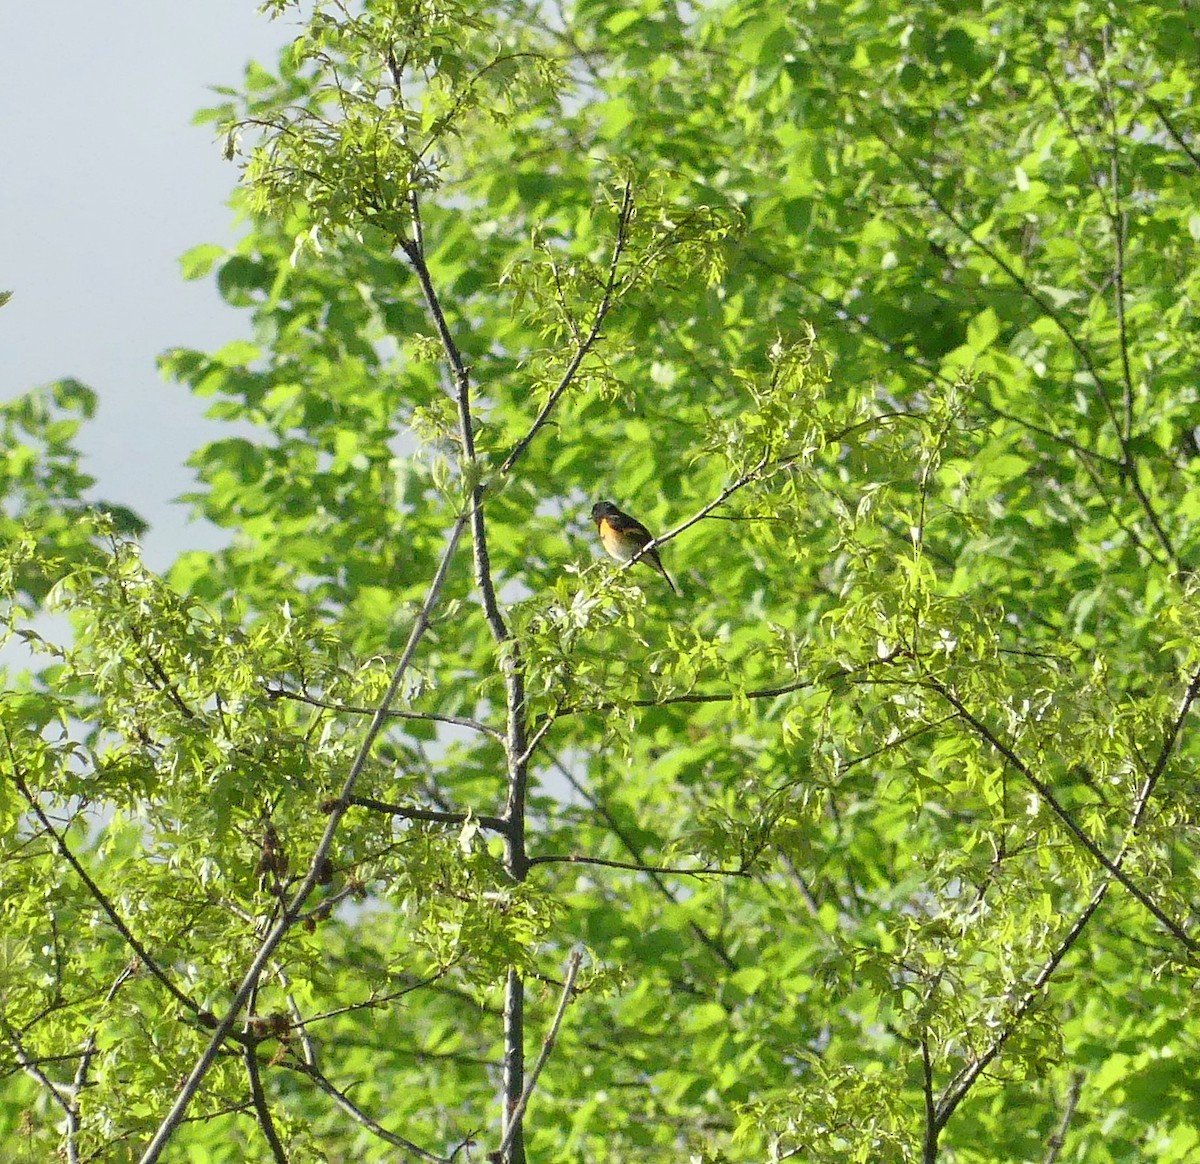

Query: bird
<box><xmin>590</xmin><ymin>500</ymin><xmax>678</xmax><ymax>595</ymax></box>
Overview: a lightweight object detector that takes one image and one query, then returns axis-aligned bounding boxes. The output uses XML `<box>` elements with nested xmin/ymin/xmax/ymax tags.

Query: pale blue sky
<box><xmin>2</xmin><ymin>3</ymin><xmax>294</xmax><ymax>569</ymax></box>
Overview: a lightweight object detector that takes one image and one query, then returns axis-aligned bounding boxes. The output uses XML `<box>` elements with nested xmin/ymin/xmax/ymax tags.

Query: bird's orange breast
<box><xmin>598</xmin><ymin>517</ymin><xmax>635</xmax><ymax>561</ymax></box>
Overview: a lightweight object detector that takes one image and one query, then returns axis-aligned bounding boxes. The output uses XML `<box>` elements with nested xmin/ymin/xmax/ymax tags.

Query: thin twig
<box><xmin>616</xmin><ymin>454</ymin><xmax>772</xmax><ymax>580</ymax></box>
<box><xmin>1042</xmin><ymin>1071</ymin><xmax>1084</xmax><ymax>1164</ymax></box>
<box><xmin>264</xmin><ymin>685</ymin><xmax>502</xmax><ymax>740</ymax></box>
<box><xmin>281</xmin><ymin>973</ymin><xmax>447</xmax><ymax>1032</ymax></box>
<box><xmin>288</xmin><ymin>1060</ymin><xmax>448</xmax><ymax>1162</ymax></box>
<box><xmin>499</xmin><ymin>181</ymin><xmax>635</xmax><ymax>475</ymax></box>
<box><xmin>348</xmin><ymin>795</ymin><xmax>509</xmax><ymax>835</ymax></box>
<box><xmin>549</xmin><ymin>754</ymin><xmax>739</xmax><ymax>972</ymax></box>
<box><xmin>65</xmin><ymin>964</ymin><xmax>139</xmax><ymax>1164</ymax></box>
<box><xmin>554</xmin><ymin>652</ymin><xmax>903</xmax><ymax>720</ymax></box>
<box><xmin>527</xmin><ymin>852</ymin><xmax>750</xmax><ymax>877</ymax></box>
<box><xmin>1098</xmin><ymin>34</ymin><xmax>1137</xmax><ymax>444</ymax></box>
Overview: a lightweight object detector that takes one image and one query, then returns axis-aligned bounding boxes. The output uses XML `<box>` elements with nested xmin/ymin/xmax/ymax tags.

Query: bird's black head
<box><xmin>591</xmin><ymin>500</ymin><xmax>618</xmax><ymax>524</ymax></box>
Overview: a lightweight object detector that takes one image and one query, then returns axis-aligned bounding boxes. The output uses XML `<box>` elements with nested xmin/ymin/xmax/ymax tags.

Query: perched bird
<box><xmin>590</xmin><ymin>500</ymin><xmax>678</xmax><ymax>595</ymax></box>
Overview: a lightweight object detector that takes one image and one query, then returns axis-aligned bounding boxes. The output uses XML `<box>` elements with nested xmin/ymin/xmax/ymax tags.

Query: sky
<box><xmin>2</xmin><ymin>3</ymin><xmax>296</xmax><ymax>570</ymax></box>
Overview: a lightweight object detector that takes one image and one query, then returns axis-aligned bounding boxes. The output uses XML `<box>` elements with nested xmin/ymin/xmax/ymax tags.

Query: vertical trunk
<box><xmin>501</xmin><ymin>663</ymin><xmax>530</xmax><ymax>1163</ymax></box>
<box><xmin>501</xmin><ymin>968</ymin><xmax>527</xmax><ymax>1164</ymax></box>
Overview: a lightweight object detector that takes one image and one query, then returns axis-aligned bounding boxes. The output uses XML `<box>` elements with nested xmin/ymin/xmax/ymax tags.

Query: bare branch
<box><xmin>348</xmin><ymin>794</ymin><xmax>509</xmax><ymax>835</ymax></box>
<box><xmin>264</xmin><ymin>684</ymin><xmax>502</xmax><ymax>741</ymax></box>
<box><xmin>402</xmin><ymin>183</ymin><xmax>531</xmax><ymax>1164</ymax></box>
<box><xmin>287</xmin><ymin>1060</ymin><xmax>448</xmax><ymax>1162</ymax></box>
<box><xmin>244</xmin><ymin>1045</ymin><xmax>289</xmax><ymax>1164</ymax></box>
<box><xmin>281</xmin><ymin>973</ymin><xmax>447</xmax><ymax>1032</ymax></box>
<box><xmin>1043</xmin><ymin>1071</ymin><xmax>1084</xmax><ymax>1164</ymax></box>
<box><xmin>920</xmin><ymin>1035</ymin><xmax>938</xmax><ymax>1164</ymax></box>
<box><xmin>401</xmin><ymin>192</ymin><xmax>509</xmax><ymax>647</ymax></box>
<box><xmin>527</xmin><ymin>852</ymin><xmax>751</xmax><ymax>877</ymax></box>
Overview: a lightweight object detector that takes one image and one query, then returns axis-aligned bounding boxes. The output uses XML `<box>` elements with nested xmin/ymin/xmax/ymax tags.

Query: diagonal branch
<box><xmin>400</xmin><ymin>192</ymin><xmax>508</xmax><ymax>646</ymax></box>
<box><xmin>2</xmin><ymin>753</ymin><xmax>210</xmax><ymax>1025</ymax></box>
<box><xmin>931</xmin><ymin>664</ymin><xmax>1200</xmax><ymax>1129</ymax></box>
<box><xmin>934</xmin><ymin>872</ymin><xmax>1108</xmax><ymax>1129</ymax></box>
<box><xmin>1148</xmin><ymin>98</ymin><xmax>1200</xmax><ymax>173</ymax></box>
<box><xmin>138</xmin><ymin>513</ymin><xmax>469</xmax><ymax>1164</ymax></box>
<box><xmin>740</xmin><ymin>248</ymin><xmax>1128</xmax><ymax>474</ymax></box>
<box><xmin>499</xmin><ymin>181</ymin><xmax>635</xmax><ymax>476</ymax></box>
<box><xmin>0</xmin><ymin>1015</ymin><xmax>75</xmax><ymax>1119</ymax></box>
<box><xmin>924</xmin><ymin>677</ymin><xmax>1197</xmax><ymax>951</ymax></box>
<box><xmin>286</xmin><ymin>1059</ymin><xmax>448</xmax><ymax>1162</ymax></box>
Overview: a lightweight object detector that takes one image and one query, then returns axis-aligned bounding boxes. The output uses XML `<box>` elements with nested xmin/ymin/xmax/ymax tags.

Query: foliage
<box><xmin>5</xmin><ymin>0</ymin><xmax>1200</xmax><ymax>1161</ymax></box>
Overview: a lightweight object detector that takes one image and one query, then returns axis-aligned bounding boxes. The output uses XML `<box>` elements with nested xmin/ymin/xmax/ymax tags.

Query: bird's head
<box><xmin>590</xmin><ymin>501</ymin><xmax>618</xmax><ymax>526</ymax></box>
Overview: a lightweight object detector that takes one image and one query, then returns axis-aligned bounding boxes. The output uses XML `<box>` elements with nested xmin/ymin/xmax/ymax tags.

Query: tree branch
<box><xmin>286</xmin><ymin>1059</ymin><xmax>448</xmax><ymax>1162</ymax></box>
<box><xmin>1042</xmin><ymin>1071</ymin><xmax>1084</xmax><ymax>1164</ymax></box>
<box><xmin>553</xmin><ymin>653</ymin><xmax>903</xmax><ymax>720</ymax></box>
<box><xmin>858</xmin><ymin>103</ymin><xmax>1175</xmax><ymax>563</ymax></box>
<box><xmin>264</xmin><ymin>684</ymin><xmax>502</xmax><ymax>741</ymax></box>
<box><xmin>499</xmin><ymin>181</ymin><xmax>634</xmax><ymax>475</ymax></box>
<box><xmin>548</xmin><ymin>754</ymin><xmax>739</xmax><ymax>972</ymax></box>
<box><xmin>138</xmin><ymin>513</ymin><xmax>468</xmax><ymax>1164</ymax></box>
<box><xmin>347</xmin><ymin>794</ymin><xmax>509</xmax><ymax>835</ymax></box>
<box><xmin>0</xmin><ymin>1015</ymin><xmax>76</xmax><ymax>1137</ymax></box>
<box><xmin>401</xmin><ymin>187</ymin><xmax>531</xmax><ymax>1164</ymax></box>
<box><xmin>924</xmin><ymin>677</ymin><xmax>1197</xmax><ymax>951</ymax></box>
<box><xmin>244</xmin><ymin>1045</ymin><xmax>289</xmax><ymax>1164</ymax></box>
<box><xmin>3</xmin><ymin>756</ymin><xmax>210</xmax><ymax>1025</ymax></box>
<box><xmin>1098</xmin><ymin>35</ymin><xmax>1136</xmax><ymax>444</ymax></box>
<box><xmin>931</xmin><ymin>664</ymin><xmax>1200</xmax><ymax>1130</ymax></box>
<box><xmin>1148</xmin><ymin>97</ymin><xmax>1200</xmax><ymax>173</ymax></box>
<box><xmin>527</xmin><ymin>852</ymin><xmax>751</xmax><ymax>877</ymax></box>
<box><xmin>934</xmin><ymin>873</ymin><xmax>1108</xmax><ymax>1129</ymax></box>
<box><xmin>920</xmin><ymin>1035</ymin><xmax>938</xmax><ymax>1164</ymax></box>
